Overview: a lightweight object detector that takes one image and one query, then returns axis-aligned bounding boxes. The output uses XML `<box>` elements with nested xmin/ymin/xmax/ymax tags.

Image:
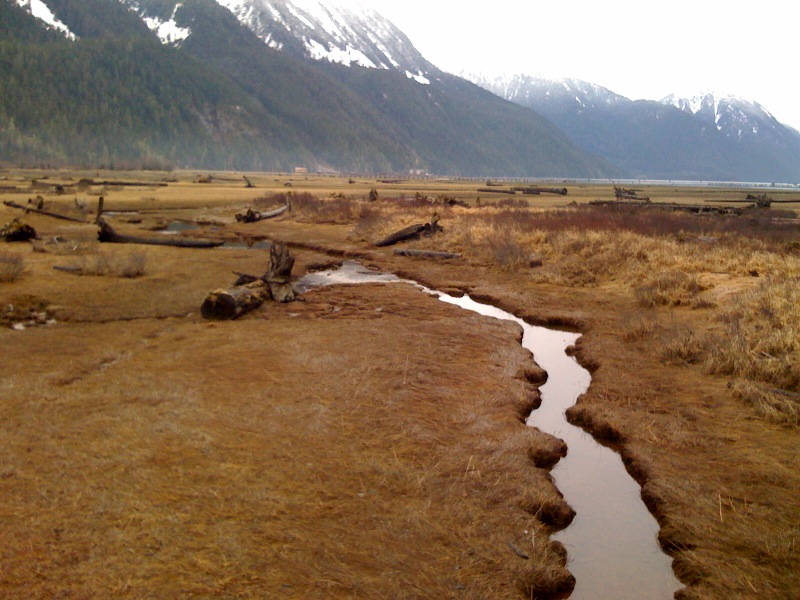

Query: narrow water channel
<box><xmin>298</xmin><ymin>262</ymin><xmax>682</xmax><ymax>599</ymax></box>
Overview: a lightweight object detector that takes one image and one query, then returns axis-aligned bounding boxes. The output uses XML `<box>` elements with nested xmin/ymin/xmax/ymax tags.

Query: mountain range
<box><xmin>2</xmin><ymin>0</ymin><xmax>798</xmax><ymax>182</ymax></box>
<box><xmin>467</xmin><ymin>73</ymin><xmax>800</xmax><ymax>182</ymax></box>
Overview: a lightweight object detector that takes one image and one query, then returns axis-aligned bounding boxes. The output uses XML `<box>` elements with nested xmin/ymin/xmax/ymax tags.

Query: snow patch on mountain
<box><xmin>307</xmin><ymin>39</ymin><xmax>374</xmax><ymax>67</ymax></box>
<box><xmin>14</xmin><ymin>0</ymin><xmax>77</xmax><ymax>40</ymax></box>
<box><xmin>661</xmin><ymin>92</ymin><xmax>779</xmax><ymax>138</ymax></box>
<box><xmin>144</xmin><ymin>5</ymin><xmax>191</xmax><ymax>45</ymax></box>
<box><xmin>465</xmin><ymin>72</ymin><xmax>629</xmax><ymax>109</ymax></box>
<box><xmin>213</xmin><ymin>0</ymin><xmax>433</xmax><ymax>83</ymax></box>
<box><xmin>122</xmin><ymin>1</ymin><xmax>191</xmax><ymax>45</ymax></box>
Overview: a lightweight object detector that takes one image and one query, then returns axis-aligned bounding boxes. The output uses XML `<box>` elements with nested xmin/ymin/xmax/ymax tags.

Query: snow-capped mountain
<box><xmin>661</xmin><ymin>92</ymin><xmax>793</xmax><ymax>140</ymax></box>
<box><xmin>213</xmin><ymin>0</ymin><xmax>434</xmax><ymax>84</ymax></box>
<box><xmin>469</xmin><ymin>73</ymin><xmax>629</xmax><ymax>112</ymax></box>
<box><xmin>468</xmin><ymin>73</ymin><xmax>800</xmax><ymax>182</ymax></box>
<box><xmin>2</xmin><ymin>0</ymin><xmax>610</xmax><ymax>176</ymax></box>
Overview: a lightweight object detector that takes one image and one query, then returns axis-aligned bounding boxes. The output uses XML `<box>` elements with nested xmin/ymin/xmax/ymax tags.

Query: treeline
<box><xmin>0</xmin><ymin>34</ymin><xmax>296</xmax><ymax>170</ymax></box>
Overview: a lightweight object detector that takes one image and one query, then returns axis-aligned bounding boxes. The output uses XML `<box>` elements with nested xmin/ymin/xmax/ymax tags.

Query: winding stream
<box><xmin>298</xmin><ymin>262</ymin><xmax>682</xmax><ymax>599</ymax></box>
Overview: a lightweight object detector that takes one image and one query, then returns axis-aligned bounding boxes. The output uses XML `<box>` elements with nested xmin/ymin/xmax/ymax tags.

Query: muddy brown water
<box><xmin>298</xmin><ymin>262</ymin><xmax>682</xmax><ymax>599</ymax></box>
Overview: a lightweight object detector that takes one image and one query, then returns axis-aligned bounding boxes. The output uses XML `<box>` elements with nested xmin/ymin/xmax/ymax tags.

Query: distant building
<box><xmin>294</xmin><ymin>167</ymin><xmax>308</xmax><ymax>174</ymax></box>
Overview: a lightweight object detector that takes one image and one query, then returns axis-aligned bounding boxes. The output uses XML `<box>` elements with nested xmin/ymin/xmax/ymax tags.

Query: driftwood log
<box><xmin>97</xmin><ymin>217</ymin><xmax>224</xmax><ymax>248</ymax></box>
<box><xmin>201</xmin><ymin>242</ymin><xmax>296</xmax><ymax>320</ymax></box>
<box><xmin>476</xmin><ymin>188</ymin><xmax>516</xmax><ymax>195</ymax></box>
<box><xmin>3</xmin><ymin>200</ymin><xmax>88</xmax><ymax>223</ymax></box>
<box><xmin>201</xmin><ymin>280</ymin><xmax>272</xmax><ymax>320</ymax></box>
<box><xmin>394</xmin><ymin>249</ymin><xmax>460</xmax><ymax>259</ymax></box>
<box><xmin>375</xmin><ymin>215</ymin><xmax>443</xmax><ymax>247</ymax></box>
<box><xmin>512</xmin><ymin>187</ymin><xmax>568</xmax><ymax>196</ymax></box>
<box><xmin>235</xmin><ymin>202</ymin><xmax>291</xmax><ymax>223</ymax></box>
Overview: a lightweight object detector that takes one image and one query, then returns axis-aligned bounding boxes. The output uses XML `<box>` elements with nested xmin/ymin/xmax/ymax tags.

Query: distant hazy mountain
<box><xmin>469</xmin><ymin>73</ymin><xmax>800</xmax><ymax>182</ymax></box>
<box><xmin>1</xmin><ymin>0</ymin><xmax>613</xmax><ymax>176</ymax></box>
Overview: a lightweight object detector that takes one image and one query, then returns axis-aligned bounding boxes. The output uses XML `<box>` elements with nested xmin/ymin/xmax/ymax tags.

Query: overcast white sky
<box><xmin>364</xmin><ymin>0</ymin><xmax>800</xmax><ymax>130</ymax></box>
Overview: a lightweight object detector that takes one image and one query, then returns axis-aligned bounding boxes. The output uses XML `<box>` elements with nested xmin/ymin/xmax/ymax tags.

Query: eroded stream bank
<box><xmin>300</xmin><ymin>262</ymin><xmax>682</xmax><ymax>599</ymax></box>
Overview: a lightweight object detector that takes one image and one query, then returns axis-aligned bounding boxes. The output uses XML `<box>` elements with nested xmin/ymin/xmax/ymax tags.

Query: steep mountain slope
<box><xmin>470</xmin><ymin>73</ymin><xmax>800</xmax><ymax>182</ymax></box>
<box><xmin>2</xmin><ymin>0</ymin><xmax>614</xmax><ymax>176</ymax></box>
<box><xmin>212</xmin><ymin>0</ymin><xmax>434</xmax><ymax>83</ymax></box>
<box><xmin>663</xmin><ymin>92</ymin><xmax>800</xmax><ymax>181</ymax></box>
<box><xmin>1</xmin><ymin>0</ymin><xmax>311</xmax><ymax>170</ymax></box>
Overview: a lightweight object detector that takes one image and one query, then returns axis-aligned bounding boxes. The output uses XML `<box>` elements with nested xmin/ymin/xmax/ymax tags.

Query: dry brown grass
<box><xmin>706</xmin><ymin>277</ymin><xmax>800</xmax><ymax>392</ymax></box>
<box><xmin>728</xmin><ymin>380</ymin><xmax>800</xmax><ymax>426</ymax></box>
<box><xmin>0</xmin><ymin>250</ymin><xmax>25</xmax><ymax>282</ymax></box>
<box><xmin>3</xmin><ymin>171</ymin><xmax>800</xmax><ymax>599</ymax></box>
<box><xmin>0</xmin><ymin>278</ymin><xmax>574</xmax><ymax>598</ymax></box>
<box><xmin>69</xmin><ymin>249</ymin><xmax>148</xmax><ymax>278</ymax></box>
<box><xmin>620</xmin><ymin>312</ymin><xmax>658</xmax><ymax>342</ymax></box>
<box><xmin>635</xmin><ymin>270</ymin><xmax>706</xmax><ymax>308</ymax></box>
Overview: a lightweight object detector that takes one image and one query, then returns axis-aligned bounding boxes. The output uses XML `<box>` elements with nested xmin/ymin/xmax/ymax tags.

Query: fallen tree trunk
<box><xmin>375</xmin><ymin>215</ymin><xmax>443</xmax><ymax>247</ymax></box>
<box><xmin>97</xmin><ymin>217</ymin><xmax>224</xmax><ymax>248</ymax></box>
<box><xmin>201</xmin><ymin>280</ymin><xmax>271</xmax><ymax>320</ymax></box>
<box><xmin>375</xmin><ymin>224</ymin><xmax>427</xmax><ymax>247</ymax></box>
<box><xmin>476</xmin><ymin>188</ymin><xmax>516</xmax><ymax>194</ymax></box>
<box><xmin>3</xmin><ymin>200</ymin><xmax>88</xmax><ymax>223</ymax></box>
<box><xmin>512</xmin><ymin>187</ymin><xmax>568</xmax><ymax>196</ymax></box>
<box><xmin>394</xmin><ymin>249</ymin><xmax>460</xmax><ymax>259</ymax></box>
<box><xmin>235</xmin><ymin>203</ymin><xmax>290</xmax><ymax>223</ymax></box>
<box><xmin>201</xmin><ymin>241</ymin><xmax>296</xmax><ymax>320</ymax></box>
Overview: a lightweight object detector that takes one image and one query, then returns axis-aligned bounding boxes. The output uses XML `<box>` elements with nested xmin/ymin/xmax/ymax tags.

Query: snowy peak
<box><xmin>13</xmin><ymin>0</ymin><xmax>77</xmax><ymax>40</ymax></box>
<box><xmin>465</xmin><ymin>73</ymin><xmax>629</xmax><ymax>110</ymax></box>
<box><xmin>661</xmin><ymin>92</ymin><xmax>780</xmax><ymax>139</ymax></box>
<box><xmin>214</xmin><ymin>0</ymin><xmax>433</xmax><ymax>83</ymax></box>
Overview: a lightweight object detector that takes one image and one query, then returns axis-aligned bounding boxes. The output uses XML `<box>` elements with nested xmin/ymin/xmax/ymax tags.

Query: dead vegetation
<box><xmin>65</xmin><ymin>249</ymin><xmax>148</xmax><ymax>278</ymax></box>
<box><xmin>2</xmin><ymin>173</ymin><xmax>799</xmax><ymax>599</ymax></box>
<box><xmin>0</xmin><ymin>250</ymin><xmax>25</xmax><ymax>282</ymax></box>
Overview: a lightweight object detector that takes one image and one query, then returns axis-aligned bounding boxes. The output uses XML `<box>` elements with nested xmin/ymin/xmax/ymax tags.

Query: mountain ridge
<box><xmin>467</xmin><ymin>72</ymin><xmax>800</xmax><ymax>182</ymax></box>
<box><xmin>1</xmin><ymin>0</ymin><xmax>615</xmax><ymax>177</ymax></box>
<box><xmin>6</xmin><ymin>0</ymin><xmax>798</xmax><ymax>181</ymax></box>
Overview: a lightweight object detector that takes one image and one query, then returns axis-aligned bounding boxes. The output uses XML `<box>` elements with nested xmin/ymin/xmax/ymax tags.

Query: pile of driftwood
<box><xmin>614</xmin><ymin>186</ymin><xmax>650</xmax><ymax>201</ymax></box>
<box><xmin>4</xmin><ymin>197</ymin><xmax>226</xmax><ymax>248</ymax></box>
<box><xmin>1</xmin><ymin>218</ymin><xmax>37</xmax><ymax>242</ymax></box>
<box><xmin>201</xmin><ymin>242</ymin><xmax>296</xmax><ymax>320</ymax></box>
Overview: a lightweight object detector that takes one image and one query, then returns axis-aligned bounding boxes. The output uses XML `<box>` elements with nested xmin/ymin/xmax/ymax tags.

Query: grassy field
<box><xmin>1</xmin><ymin>169</ymin><xmax>798</xmax><ymax>599</ymax></box>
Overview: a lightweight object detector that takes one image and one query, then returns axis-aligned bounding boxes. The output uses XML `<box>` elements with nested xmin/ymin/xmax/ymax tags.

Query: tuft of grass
<box><xmin>0</xmin><ymin>251</ymin><xmax>24</xmax><ymax>282</ymax></box>
<box><xmin>661</xmin><ymin>329</ymin><xmax>705</xmax><ymax>365</ymax></box>
<box><xmin>621</xmin><ymin>313</ymin><xmax>657</xmax><ymax>342</ymax></box>
<box><xmin>73</xmin><ymin>251</ymin><xmax>147</xmax><ymax>278</ymax></box>
<box><xmin>635</xmin><ymin>270</ymin><xmax>706</xmax><ymax>308</ymax></box>
<box><xmin>489</xmin><ymin>233</ymin><xmax>530</xmax><ymax>271</ymax></box>
<box><xmin>706</xmin><ymin>277</ymin><xmax>800</xmax><ymax>390</ymax></box>
<box><xmin>729</xmin><ymin>380</ymin><xmax>800</xmax><ymax>426</ymax></box>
